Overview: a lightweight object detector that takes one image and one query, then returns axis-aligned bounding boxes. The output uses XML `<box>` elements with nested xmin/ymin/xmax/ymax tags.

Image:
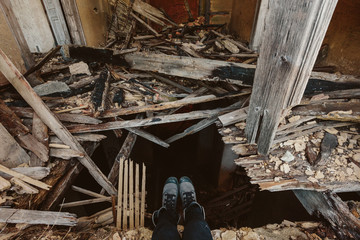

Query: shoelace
<box><xmin>182</xmin><ymin>192</ymin><xmax>195</xmax><ymax>208</ymax></box>
<box><xmin>164</xmin><ymin>193</ymin><xmax>176</xmax><ymax>210</ymax></box>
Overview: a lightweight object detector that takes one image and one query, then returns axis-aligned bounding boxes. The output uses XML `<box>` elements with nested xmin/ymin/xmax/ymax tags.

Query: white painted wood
<box><xmin>10</xmin><ymin>0</ymin><xmax>55</xmax><ymax>53</ymax></box>
<box><xmin>42</xmin><ymin>0</ymin><xmax>71</xmax><ymax>45</ymax></box>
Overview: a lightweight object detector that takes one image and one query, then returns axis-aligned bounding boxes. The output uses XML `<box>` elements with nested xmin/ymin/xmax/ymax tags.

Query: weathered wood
<box><xmin>10</xmin><ymin>177</ymin><xmax>39</xmax><ymax>194</ymax></box>
<box><xmin>0</xmin><ymin>49</ymin><xmax>117</xmax><ymax>195</ymax></box>
<box><xmin>293</xmin><ymin>190</ymin><xmax>360</xmax><ymax>239</ymax></box>
<box><xmin>72</xmin><ymin>185</ymin><xmax>105</xmax><ymax>198</ymax></box>
<box><xmin>116</xmin><ymin>156</ymin><xmax>124</xmax><ymax>229</ymax></box>
<box><xmin>292</xmin><ymin>102</ymin><xmax>360</xmax><ymax>116</ymax></box>
<box><xmin>23</xmin><ymin>46</ymin><xmax>61</xmax><ymax>77</ymax></box>
<box><xmin>140</xmin><ymin>163</ymin><xmax>146</xmax><ymax>227</ymax></box>
<box><xmin>0</xmin><ymin>0</ymin><xmax>35</xmax><ymax>69</ymax></box>
<box><xmin>60</xmin><ymin>0</ymin><xmax>86</xmax><ymax>45</ymax></box>
<box><xmin>245</xmin><ymin>0</ymin><xmax>338</xmax><ymax>154</ymax></box>
<box><xmin>0</xmin><ymin>164</ymin><xmax>50</xmax><ymax>190</ymax></box>
<box><xmin>150</xmin><ymin>73</ymin><xmax>193</xmax><ymax>93</ymax></box>
<box><xmin>101</xmin><ymin>92</ymin><xmax>249</xmax><ymax>118</ymax></box>
<box><xmin>0</xmin><ymin>176</ymin><xmax>11</xmax><ymax>191</ymax></box>
<box><xmin>249</xmin><ymin>0</ymin><xmax>269</xmax><ymax>51</ymax></box>
<box><xmin>129</xmin><ymin>160</ymin><xmax>134</xmax><ymax>229</ymax></box>
<box><xmin>18</xmin><ymin>134</ymin><xmax>49</xmax><ymax>163</ymax></box>
<box><xmin>218</xmin><ymin>107</ymin><xmax>248</xmax><ymax>127</ymax></box>
<box><xmin>50</xmin><ymin>148</ymin><xmax>84</xmax><ymax>160</ymax></box>
<box><xmin>165</xmin><ymin>115</ymin><xmax>218</xmax><ymax>143</ymax></box>
<box><xmin>60</xmin><ymin>197</ymin><xmax>112</xmax><ymax>208</ymax></box>
<box><xmin>50</xmin><ymin>133</ymin><xmax>107</xmax><ymax>144</ymax></box>
<box><xmin>0</xmin><ymin>167</ymin><xmax>50</xmax><ymax>180</ymax></box>
<box><xmin>126</xmin><ymin>127</ymin><xmax>169</xmax><ymax>148</ymax></box>
<box><xmin>134</xmin><ymin>163</ymin><xmax>140</xmax><ymax>228</ymax></box>
<box><xmin>0</xmin><ymin>208</ymin><xmax>77</xmax><ymax>226</ymax></box>
<box><xmin>123</xmin><ymin>160</ymin><xmax>128</xmax><ymax>229</ymax></box>
<box><xmin>132</xmin><ymin>0</ymin><xmax>175</xmax><ymax>27</ymax></box>
<box><xmin>0</xmin><ymin>123</ymin><xmax>30</xmax><ymax>168</ymax></box>
<box><xmin>68</xmin><ymin>106</ymin><xmax>240</xmax><ymax>134</ymax></box>
<box><xmin>130</xmin><ymin>12</ymin><xmax>161</xmax><ymax>37</ymax></box>
<box><xmin>30</xmin><ymin>113</ymin><xmax>49</xmax><ymax>167</ymax></box>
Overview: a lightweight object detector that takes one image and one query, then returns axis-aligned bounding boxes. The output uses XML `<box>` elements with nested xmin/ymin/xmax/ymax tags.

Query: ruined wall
<box><xmin>76</xmin><ymin>0</ymin><xmax>110</xmax><ymax>47</ymax></box>
<box><xmin>229</xmin><ymin>0</ymin><xmax>360</xmax><ymax>75</ymax></box>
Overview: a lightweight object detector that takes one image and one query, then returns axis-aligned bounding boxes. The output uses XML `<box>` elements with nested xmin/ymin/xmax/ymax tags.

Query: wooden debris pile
<box><xmin>0</xmin><ymin>0</ymin><xmax>359</xmax><ymax>235</ymax></box>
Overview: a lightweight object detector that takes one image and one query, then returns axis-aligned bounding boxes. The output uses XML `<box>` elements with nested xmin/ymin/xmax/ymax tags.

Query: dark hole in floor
<box><xmin>62</xmin><ymin>123</ymin><xmax>337</xmax><ymax>229</ymax></box>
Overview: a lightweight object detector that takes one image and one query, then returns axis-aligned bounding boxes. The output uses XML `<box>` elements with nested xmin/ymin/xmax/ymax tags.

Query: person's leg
<box><xmin>151</xmin><ymin>177</ymin><xmax>181</xmax><ymax>240</ymax></box>
<box><xmin>179</xmin><ymin>177</ymin><xmax>212</xmax><ymax>240</ymax></box>
<box><xmin>152</xmin><ymin>207</ymin><xmax>181</xmax><ymax>240</ymax></box>
<box><xmin>182</xmin><ymin>202</ymin><xmax>212</xmax><ymax>240</ymax></box>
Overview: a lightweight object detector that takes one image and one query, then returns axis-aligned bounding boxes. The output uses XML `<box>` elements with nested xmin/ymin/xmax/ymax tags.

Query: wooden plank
<box><xmin>129</xmin><ymin>160</ymin><xmax>134</xmax><ymax>229</ymax></box>
<box><xmin>150</xmin><ymin>73</ymin><xmax>193</xmax><ymax>93</ymax></box>
<box><xmin>126</xmin><ymin>128</ymin><xmax>169</xmax><ymax>148</ymax></box>
<box><xmin>10</xmin><ymin>177</ymin><xmax>39</xmax><ymax>194</ymax></box>
<box><xmin>293</xmin><ymin>190</ymin><xmax>360</xmax><ymax>239</ymax></box>
<box><xmin>249</xmin><ymin>0</ymin><xmax>269</xmax><ymax>51</ymax></box>
<box><xmin>72</xmin><ymin>185</ymin><xmax>105</xmax><ymax>198</ymax></box>
<box><xmin>42</xmin><ymin>0</ymin><xmax>71</xmax><ymax>45</ymax></box>
<box><xmin>134</xmin><ymin>163</ymin><xmax>140</xmax><ymax>228</ymax></box>
<box><xmin>24</xmin><ymin>46</ymin><xmax>61</xmax><ymax>77</ymax></box>
<box><xmin>60</xmin><ymin>0</ymin><xmax>86</xmax><ymax>45</ymax></box>
<box><xmin>0</xmin><ymin>123</ymin><xmax>30</xmax><ymax>168</ymax></box>
<box><xmin>0</xmin><ymin>164</ymin><xmax>50</xmax><ymax>190</ymax></box>
<box><xmin>50</xmin><ymin>133</ymin><xmax>107</xmax><ymax>144</ymax></box>
<box><xmin>101</xmin><ymin>92</ymin><xmax>249</xmax><ymax>118</ymax></box>
<box><xmin>50</xmin><ymin>148</ymin><xmax>84</xmax><ymax>160</ymax></box>
<box><xmin>245</xmin><ymin>0</ymin><xmax>338</xmax><ymax>154</ymax></box>
<box><xmin>140</xmin><ymin>163</ymin><xmax>146</xmax><ymax>227</ymax></box>
<box><xmin>130</xmin><ymin>12</ymin><xmax>161</xmax><ymax>37</ymax></box>
<box><xmin>0</xmin><ymin>0</ymin><xmax>34</xmax><ymax>69</ymax></box>
<box><xmin>0</xmin><ymin>176</ymin><xmax>11</xmax><ymax>191</ymax></box>
<box><xmin>165</xmin><ymin>115</ymin><xmax>218</xmax><ymax>143</ymax></box>
<box><xmin>60</xmin><ymin>197</ymin><xmax>111</xmax><ymax>208</ymax></box>
<box><xmin>0</xmin><ymin>167</ymin><xmax>50</xmax><ymax>180</ymax></box>
<box><xmin>67</xmin><ymin>105</ymin><xmax>240</xmax><ymax>134</ymax></box>
<box><xmin>0</xmin><ymin>49</ymin><xmax>116</xmax><ymax>195</ymax></box>
<box><xmin>30</xmin><ymin>113</ymin><xmax>49</xmax><ymax>167</ymax></box>
<box><xmin>218</xmin><ymin>107</ymin><xmax>248</xmax><ymax>127</ymax></box>
<box><xmin>292</xmin><ymin>102</ymin><xmax>360</xmax><ymax>116</ymax></box>
<box><xmin>123</xmin><ymin>160</ymin><xmax>128</xmax><ymax>229</ymax></box>
<box><xmin>116</xmin><ymin>156</ymin><xmax>124</xmax><ymax>229</ymax></box>
<box><xmin>0</xmin><ymin>208</ymin><xmax>77</xmax><ymax>226</ymax></box>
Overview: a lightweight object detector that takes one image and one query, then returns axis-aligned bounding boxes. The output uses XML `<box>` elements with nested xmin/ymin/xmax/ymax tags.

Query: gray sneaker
<box><xmin>162</xmin><ymin>176</ymin><xmax>178</xmax><ymax>212</ymax></box>
<box><xmin>179</xmin><ymin>176</ymin><xmax>197</xmax><ymax>209</ymax></box>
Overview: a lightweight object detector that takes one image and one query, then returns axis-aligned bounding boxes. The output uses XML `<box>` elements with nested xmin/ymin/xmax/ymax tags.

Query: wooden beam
<box><xmin>245</xmin><ymin>0</ymin><xmax>338</xmax><ymax>154</ymax></box>
<box><xmin>0</xmin><ymin>49</ymin><xmax>117</xmax><ymax>195</ymax></box>
<box><xmin>293</xmin><ymin>190</ymin><xmax>360</xmax><ymax>239</ymax></box>
<box><xmin>0</xmin><ymin>208</ymin><xmax>77</xmax><ymax>226</ymax></box>
<box><xmin>60</xmin><ymin>0</ymin><xmax>86</xmax><ymax>45</ymax></box>
<box><xmin>0</xmin><ymin>0</ymin><xmax>34</xmax><ymax>69</ymax></box>
<box><xmin>249</xmin><ymin>0</ymin><xmax>269</xmax><ymax>51</ymax></box>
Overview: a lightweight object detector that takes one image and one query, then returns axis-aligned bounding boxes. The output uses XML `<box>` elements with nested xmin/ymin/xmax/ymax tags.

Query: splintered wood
<box><xmin>117</xmin><ymin>160</ymin><xmax>146</xmax><ymax>230</ymax></box>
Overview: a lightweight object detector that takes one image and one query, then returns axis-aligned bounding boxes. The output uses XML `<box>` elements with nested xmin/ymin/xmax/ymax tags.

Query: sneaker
<box><xmin>152</xmin><ymin>177</ymin><xmax>179</xmax><ymax>226</ymax></box>
<box><xmin>179</xmin><ymin>176</ymin><xmax>197</xmax><ymax>209</ymax></box>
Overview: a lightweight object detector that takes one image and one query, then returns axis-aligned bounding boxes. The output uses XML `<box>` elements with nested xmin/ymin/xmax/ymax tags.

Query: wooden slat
<box><xmin>0</xmin><ymin>49</ymin><xmax>116</xmax><ymax>195</ymax></box>
<box><xmin>60</xmin><ymin>0</ymin><xmax>86</xmax><ymax>45</ymax></box>
<box><xmin>116</xmin><ymin>156</ymin><xmax>124</xmax><ymax>229</ymax></box>
<box><xmin>129</xmin><ymin>160</ymin><xmax>134</xmax><ymax>229</ymax></box>
<box><xmin>30</xmin><ymin>113</ymin><xmax>49</xmax><ymax>167</ymax></box>
<box><xmin>245</xmin><ymin>0</ymin><xmax>338</xmax><ymax>154</ymax></box>
<box><xmin>135</xmin><ymin>163</ymin><xmax>140</xmax><ymax>228</ymax></box>
<box><xmin>123</xmin><ymin>160</ymin><xmax>128</xmax><ymax>229</ymax></box>
<box><xmin>0</xmin><ymin>208</ymin><xmax>77</xmax><ymax>226</ymax></box>
<box><xmin>140</xmin><ymin>163</ymin><xmax>146</xmax><ymax>227</ymax></box>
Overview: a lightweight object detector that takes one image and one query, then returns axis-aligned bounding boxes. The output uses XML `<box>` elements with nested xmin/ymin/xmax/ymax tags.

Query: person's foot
<box><xmin>162</xmin><ymin>177</ymin><xmax>178</xmax><ymax>214</ymax></box>
<box><xmin>179</xmin><ymin>176</ymin><xmax>197</xmax><ymax>209</ymax></box>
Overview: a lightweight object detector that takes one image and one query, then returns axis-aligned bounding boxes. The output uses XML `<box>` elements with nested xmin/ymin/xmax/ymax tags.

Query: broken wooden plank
<box><xmin>0</xmin><ymin>208</ymin><xmax>77</xmax><ymax>226</ymax></box>
<box><xmin>50</xmin><ymin>133</ymin><xmax>107</xmax><ymax>144</ymax></box>
<box><xmin>0</xmin><ymin>167</ymin><xmax>50</xmax><ymax>180</ymax></box>
<box><xmin>23</xmin><ymin>46</ymin><xmax>61</xmax><ymax>77</ymax></box>
<box><xmin>165</xmin><ymin>115</ymin><xmax>218</xmax><ymax>143</ymax></box>
<box><xmin>219</xmin><ymin>107</ymin><xmax>248</xmax><ymax>127</ymax></box>
<box><xmin>292</xmin><ymin>102</ymin><xmax>360</xmax><ymax>116</ymax></box>
<box><xmin>30</xmin><ymin>113</ymin><xmax>49</xmax><ymax>167</ymax></box>
<box><xmin>60</xmin><ymin>0</ymin><xmax>86</xmax><ymax>45</ymax></box>
<box><xmin>0</xmin><ymin>164</ymin><xmax>50</xmax><ymax>190</ymax></box>
<box><xmin>130</xmin><ymin>12</ymin><xmax>161</xmax><ymax>37</ymax></box>
<box><xmin>0</xmin><ymin>49</ymin><xmax>117</xmax><ymax>195</ymax></box>
<box><xmin>245</xmin><ymin>0</ymin><xmax>338</xmax><ymax>154</ymax></box>
<box><xmin>0</xmin><ymin>123</ymin><xmax>30</xmax><ymax>168</ymax></box>
<box><xmin>140</xmin><ymin>163</ymin><xmax>146</xmax><ymax>227</ymax></box>
<box><xmin>72</xmin><ymin>185</ymin><xmax>105</xmax><ymax>198</ymax></box>
<box><xmin>149</xmin><ymin>72</ymin><xmax>193</xmax><ymax>93</ymax></box>
<box><xmin>60</xmin><ymin>197</ymin><xmax>112</xmax><ymax>208</ymax></box>
<box><xmin>293</xmin><ymin>190</ymin><xmax>360</xmax><ymax>239</ymax></box>
<box><xmin>0</xmin><ymin>176</ymin><xmax>11</xmax><ymax>191</ymax></box>
<box><xmin>101</xmin><ymin>92</ymin><xmax>249</xmax><ymax>118</ymax></box>
<box><xmin>126</xmin><ymin>127</ymin><xmax>169</xmax><ymax>148</ymax></box>
<box><xmin>50</xmin><ymin>148</ymin><xmax>84</xmax><ymax>160</ymax></box>
<box><xmin>10</xmin><ymin>177</ymin><xmax>39</xmax><ymax>194</ymax></box>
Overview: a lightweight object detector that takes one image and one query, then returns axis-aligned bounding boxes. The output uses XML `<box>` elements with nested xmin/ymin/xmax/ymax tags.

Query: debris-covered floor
<box><xmin>0</xmin><ymin>0</ymin><xmax>360</xmax><ymax>239</ymax></box>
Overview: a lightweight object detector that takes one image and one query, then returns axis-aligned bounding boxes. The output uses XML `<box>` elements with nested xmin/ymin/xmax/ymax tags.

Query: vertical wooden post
<box><xmin>116</xmin><ymin>157</ymin><xmax>124</xmax><ymax>229</ymax></box>
<box><xmin>0</xmin><ymin>0</ymin><xmax>34</xmax><ymax>69</ymax></box>
<box><xmin>60</xmin><ymin>0</ymin><xmax>86</xmax><ymax>45</ymax></box>
<box><xmin>249</xmin><ymin>0</ymin><xmax>269</xmax><ymax>51</ymax></box>
<box><xmin>129</xmin><ymin>160</ymin><xmax>134</xmax><ymax>229</ymax></box>
<box><xmin>140</xmin><ymin>163</ymin><xmax>146</xmax><ymax>227</ymax></box>
<box><xmin>245</xmin><ymin>0</ymin><xmax>338</xmax><ymax>154</ymax></box>
<box><xmin>135</xmin><ymin>163</ymin><xmax>140</xmax><ymax>228</ymax></box>
<box><xmin>122</xmin><ymin>160</ymin><xmax>128</xmax><ymax>229</ymax></box>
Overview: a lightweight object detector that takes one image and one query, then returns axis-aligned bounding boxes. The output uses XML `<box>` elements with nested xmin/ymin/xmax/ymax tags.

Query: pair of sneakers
<box><xmin>152</xmin><ymin>176</ymin><xmax>204</xmax><ymax>225</ymax></box>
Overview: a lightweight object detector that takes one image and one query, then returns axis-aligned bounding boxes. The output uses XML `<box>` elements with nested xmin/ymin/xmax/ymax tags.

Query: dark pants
<box><xmin>152</xmin><ymin>203</ymin><xmax>212</xmax><ymax>240</ymax></box>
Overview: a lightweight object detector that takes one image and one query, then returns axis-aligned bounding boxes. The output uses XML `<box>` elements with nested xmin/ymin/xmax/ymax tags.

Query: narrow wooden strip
<box><xmin>0</xmin><ymin>164</ymin><xmax>50</xmax><ymax>190</ymax></box>
<box><xmin>277</xmin><ymin>116</ymin><xmax>316</xmax><ymax>132</ymax></box>
<box><xmin>129</xmin><ymin>160</ymin><xmax>134</xmax><ymax>229</ymax></box>
<box><xmin>135</xmin><ymin>163</ymin><xmax>140</xmax><ymax>228</ymax></box>
<box><xmin>140</xmin><ymin>163</ymin><xmax>146</xmax><ymax>227</ymax></box>
<box><xmin>0</xmin><ymin>208</ymin><xmax>77</xmax><ymax>226</ymax></box>
<box><xmin>126</xmin><ymin>127</ymin><xmax>169</xmax><ymax>148</ymax></box>
<box><xmin>116</xmin><ymin>157</ymin><xmax>124</xmax><ymax>229</ymax></box>
<box><xmin>30</xmin><ymin>113</ymin><xmax>49</xmax><ymax>166</ymax></box>
<box><xmin>23</xmin><ymin>46</ymin><xmax>61</xmax><ymax>77</ymax></box>
<box><xmin>49</xmin><ymin>148</ymin><xmax>84</xmax><ymax>160</ymax></box>
<box><xmin>123</xmin><ymin>160</ymin><xmax>129</xmax><ymax>229</ymax></box>
<box><xmin>0</xmin><ymin>176</ymin><xmax>11</xmax><ymax>191</ymax></box>
<box><xmin>60</xmin><ymin>197</ymin><xmax>111</xmax><ymax>208</ymax></box>
<box><xmin>150</xmin><ymin>73</ymin><xmax>193</xmax><ymax>93</ymax></box>
<box><xmin>72</xmin><ymin>186</ymin><xmax>106</xmax><ymax>199</ymax></box>
<box><xmin>0</xmin><ymin>50</ymin><xmax>116</xmax><ymax>195</ymax></box>
<box><xmin>131</xmin><ymin>12</ymin><xmax>160</xmax><ymax>37</ymax></box>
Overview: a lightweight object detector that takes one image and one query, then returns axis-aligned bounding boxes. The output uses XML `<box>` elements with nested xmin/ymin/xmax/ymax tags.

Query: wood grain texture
<box><xmin>0</xmin><ymin>49</ymin><xmax>116</xmax><ymax>195</ymax></box>
<box><xmin>245</xmin><ymin>0</ymin><xmax>338</xmax><ymax>154</ymax></box>
<box><xmin>60</xmin><ymin>0</ymin><xmax>86</xmax><ymax>45</ymax></box>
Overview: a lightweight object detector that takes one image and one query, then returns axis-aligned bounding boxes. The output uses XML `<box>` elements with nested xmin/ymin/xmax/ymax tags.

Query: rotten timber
<box><xmin>245</xmin><ymin>0</ymin><xmax>338</xmax><ymax>154</ymax></box>
<box><xmin>0</xmin><ymin>49</ymin><xmax>117</xmax><ymax>195</ymax></box>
